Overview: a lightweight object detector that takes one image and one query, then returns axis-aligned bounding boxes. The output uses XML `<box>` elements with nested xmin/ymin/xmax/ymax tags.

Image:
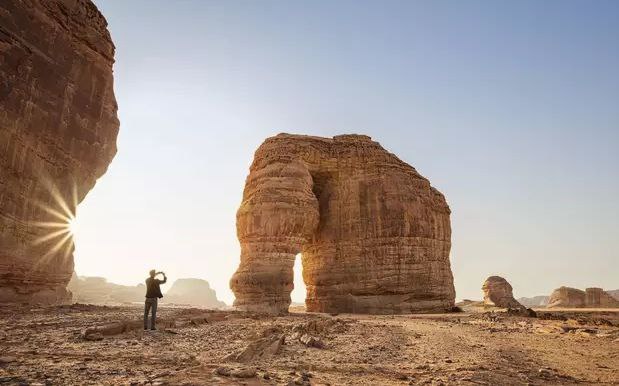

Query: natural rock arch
<box><xmin>230</xmin><ymin>134</ymin><xmax>455</xmax><ymax>314</ymax></box>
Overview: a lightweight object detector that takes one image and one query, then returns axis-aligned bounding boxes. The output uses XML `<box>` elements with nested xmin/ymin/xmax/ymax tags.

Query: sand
<box><xmin>0</xmin><ymin>304</ymin><xmax>617</xmax><ymax>385</ymax></box>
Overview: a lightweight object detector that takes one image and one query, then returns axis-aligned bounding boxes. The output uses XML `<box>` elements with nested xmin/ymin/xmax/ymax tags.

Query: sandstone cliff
<box><xmin>548</xmin><ymin>287</ymin><xmax>586</xmax><ymax>308</ymax></box>
<box><xmin>0</xmin><ymin>0</ymin><xmax>119</xmax><ymax>303</ymax></box>
<box><xmin>547</xmin><ymin>286</ymin><xmax>619</xmax><ymax>308</ymax></box>
<box><xmin>230</xmin><ymin>134</ymin><xmax>454</xmax><ymax>314</ymax></box>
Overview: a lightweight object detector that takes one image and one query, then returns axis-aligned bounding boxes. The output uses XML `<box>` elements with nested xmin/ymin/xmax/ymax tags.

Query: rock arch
<box><xmin>230</xmin><ymin>134</ymin><xmax>455</xmax><ymax>314</ymax></box>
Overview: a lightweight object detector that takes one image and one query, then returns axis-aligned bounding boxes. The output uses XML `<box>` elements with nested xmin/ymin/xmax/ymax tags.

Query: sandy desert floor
<box><xmin>0</xmin><ymin>304</ymin><xmax>617</xmax><ymax>385</ymax></box>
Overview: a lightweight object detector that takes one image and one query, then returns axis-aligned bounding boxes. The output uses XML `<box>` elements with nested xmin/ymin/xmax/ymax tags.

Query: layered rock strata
<box><xmin>230</xmin><ymin>134</ymin><xmax>454</xmax><ymax>314</ymax></box>
<box><xmin>548</xmin><ymin>287</ymin><xmax>585</xmax><ymax>308</ymax></box>
<box><xmin>548</xmin><ymin>287</ymin><xmax>619</xmax><ymax>308</ymax></box>
<box><xmin>482</xmin><ymin>276</ymin><xmax>526</xmax><ymax>309</ymax></box>
<box><xmin>0</xmin><ymin>0</ymin><xmax>119</xmax><ymax>303</ymax></box>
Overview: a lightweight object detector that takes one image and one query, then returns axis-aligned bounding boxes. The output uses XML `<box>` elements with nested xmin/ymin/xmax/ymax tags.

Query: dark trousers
<box><xmin>144</xmin><ymin>297</ymin><xmax>158</xmax><ymax>330</ymax></box>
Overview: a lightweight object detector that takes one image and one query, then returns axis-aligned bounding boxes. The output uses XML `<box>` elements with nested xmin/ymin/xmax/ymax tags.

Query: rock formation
<box><xmin>547</xmin><ymin>287</ymin><xmax>619</xmax><ymax>308</ymax></box>
<box><xmin>165</xmin><ymin>278</ymin><xmax>226</xmax><ymax>308</ymax></box>
<box><xmin>0</xmin><ymin>0</ymin><xmax>118</xmax><ymax>303</ymax></box>
<box><xmin>230</xmin><ymin>133</ymin><xmax>454</xmax><ymax>314</ymax></box>
<box><xmin>548</xmin><ymin>287</ymin><xmax>585</xmax><ymax>308</ymax></box>
<box><xmin>517</xmin><ymin>295</ymin><xmax>549</xmax><ymax>308</ymax></box>
<box><xmin>482</xmin><ymin>276</ymin><xmax>526</xmax><ymax>309</ymax></box>
<box><xmin>68</xmin><ymin>274</ymin><xmax>226</xmax><ymax>307</ymax></box>
<box><xmin>67</xmin><ymin>274</ymin><xmax>144</xmax><ymax>304</ymax></box>
<box><xmin>584</xmin><ymin>288</ymin><xmax>619</xmax><ymax>308</ymax></box>
<box><xmin>608</xmin><ymin>290</ymin><xmax>619</xmax><ymax>301</ymax></box>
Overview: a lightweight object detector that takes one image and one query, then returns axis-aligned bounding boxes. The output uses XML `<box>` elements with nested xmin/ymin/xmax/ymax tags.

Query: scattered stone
<box><xmin>224</xmin><ymin>327</ymin><xmax>285</xmax><ymax>363</ymax></box>
<box><xmin>230</xmin><ymin>367</ymin><xmax>257</xmax><ymax>378</ymax></box>
<box><xmin>299</xmin><ymin>333</ymin><xmax>324</xmax><ymax>348</ymax></box>
<box><xmin>0</xmin><ymin>356</ymin><xmax>17</xmax><ymax>365</ymax></box>
<box><xmin>215</xmin><ymin>367</ymin><xmax>231</xmax><ymax>376</ymax></box>
<box><xmin>83</xmin><ymin>333</ymin><xmax>103</xmax><ymax>341</ymax></box>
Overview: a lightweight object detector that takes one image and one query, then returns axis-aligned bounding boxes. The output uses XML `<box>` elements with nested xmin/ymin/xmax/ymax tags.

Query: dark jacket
<box><xmin>145</xmin><ymin>276</ymin><xmax>166</xmax><ymax>299</ymax></box>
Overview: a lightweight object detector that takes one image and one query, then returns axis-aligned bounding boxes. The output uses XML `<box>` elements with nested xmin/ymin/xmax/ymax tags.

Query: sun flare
<box><xmin>67</xmin><ymin>216</ymin><xmax>78</xmax><ymax>236</ymax></box>
<box><xmin>28</xmin><ymin>177</ymin><xmax>80</xmax><ymax>266</ymax></box>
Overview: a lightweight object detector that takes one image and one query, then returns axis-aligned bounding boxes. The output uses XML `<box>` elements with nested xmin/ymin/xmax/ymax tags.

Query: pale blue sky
<box><xmin>79</xmin><ymin>0</ymin><xmax>618</xmax><ymax>303</ymax></box>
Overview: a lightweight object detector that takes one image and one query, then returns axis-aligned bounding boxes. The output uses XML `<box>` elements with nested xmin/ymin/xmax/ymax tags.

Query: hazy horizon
<box><xmin>75</xmin><ymin>0</ymin><xmax>619</xmax><ymax>304</ymax></box>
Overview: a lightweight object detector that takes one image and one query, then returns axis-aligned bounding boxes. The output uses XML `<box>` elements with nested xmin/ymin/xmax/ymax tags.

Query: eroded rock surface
<box><xmin>548</xmin><ymin>287</ymin><xmax>619</xmax><ymax>308</ymax></box>
<box><xmin>548</xmin><ymin>287</ymin><xmax>586</xmax><ymax>308</ymax></box>
<box><xmin>230</xmin><ymin>134</ymin><xmax>454</xmax><ymax>314</ymax></box>
<box><xmin>0</xmin><ymin>0</ymin><xmax>119</xmax><ymax>303</ymax></box>
<box><xmin>482</xmin><ymin>276</ymin><xmax>525</xmax><ymax>309</ymax></box>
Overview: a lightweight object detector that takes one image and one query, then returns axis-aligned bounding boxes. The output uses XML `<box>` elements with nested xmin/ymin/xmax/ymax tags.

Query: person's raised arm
<box><xmin>158</xmin><ymin>272</ymin><xmax>167</xmax><ymax>284</ymax></box>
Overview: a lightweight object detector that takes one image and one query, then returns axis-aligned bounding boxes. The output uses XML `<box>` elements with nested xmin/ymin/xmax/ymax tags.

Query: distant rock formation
<box><xmin>548</xmin><ymin>286</ymin><xmax>619</xmax><ymax>308</ymax></box>
<box><xmin>482</xmin><ymin>276</ymin><xmax>526</xmax><ymax>310</ymax></box>
<box><xmin>164</xmin><ymin>278</ymin><xmax>226</xmax><ymax>308</ymax></box>
<box><xmin>0</xmin><ymin>0</ymin><xmax>119</xmax><ymax>303</ymax></box>
<box><xmin>230</xmin><ymin>134</ymin><xmax>454</xmax><ymax>314</ymax></box>
<box><xmin>548</xmin><ymin>287</ymin><xmax>585</xmax><ymax>308</ymax></box>
<box><xmin>67</xmin><ymin>274</ymin><xmax>143</xmax><ymax>304</ymax></box>
<box><xmin>608</xmin><ymin>290</ymin><xmax>619</xmax><ymax>301</ymax></box>
<box><xmin>68</xmin><ymin>274</ymin><xmax>225</xmax><ymax>308</ymax></box>
<box><xmin>517</xmin><ymin>296</ymin><xmax>549</xmax><ymax>308</ymax></box>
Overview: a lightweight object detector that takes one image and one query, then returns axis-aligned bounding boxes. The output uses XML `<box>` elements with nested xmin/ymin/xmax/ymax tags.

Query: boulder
<box><xmin>230</xmin><ymin>134</ymin><xmax>454</xmax><ymax>314</ymax></box>
<box><xmin>482</xmin><ymin>276</ymin><xmax>526</xmax><ymax>310</ymax></box>
<box><xmin>0</xmin><ymin>0</ymin><xmax>119</xmax><ymax>303</ymax></box>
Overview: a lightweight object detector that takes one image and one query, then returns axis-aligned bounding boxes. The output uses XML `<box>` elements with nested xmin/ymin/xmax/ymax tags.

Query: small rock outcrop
<box><xmin>230</xmin><ymin>134</ymin><xmax>454</xmax><ymax>314</ymax></box>
<box><xmin>517</xmin><ymin>296</ymin><xmax>549</xmax><ymax>308</ymax></box>
<box><xmin>164</xmin><ymin>278</ymin><xmax>226</xmax><ymax>308</ymax></box>
<box><xmin>548</xmin><ymin>286</ymin><xmax>619</xmax><ymax>308</ymax></box>
<box><xmin>0</xmin><ymin>0</ymin><xmax>119</xmax><ymax>303</ymax></box>
<box><xmin>482</xmin><ymin>276</ymin><xmax>526</xmax><ymax>310</ymax></box>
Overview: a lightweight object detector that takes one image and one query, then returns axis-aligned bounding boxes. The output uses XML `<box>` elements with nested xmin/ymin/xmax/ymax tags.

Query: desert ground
<box><xmin>0</xmin><ymin>304</ymin><xmax>618</xmax><ymax>385</ymax></box>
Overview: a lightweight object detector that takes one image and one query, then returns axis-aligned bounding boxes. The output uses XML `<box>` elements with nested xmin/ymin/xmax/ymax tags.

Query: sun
<box><xmin>67</xmin><ymin>216</ymin><xmax>79</xmax><ymax>235</ymax></box>
<box><xmin>28</xmin><ymin>177</ymin><xmax>80</xmax><ymax>266</ymax></box>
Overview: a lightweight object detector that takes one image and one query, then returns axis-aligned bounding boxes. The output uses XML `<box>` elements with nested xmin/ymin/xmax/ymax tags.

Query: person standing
<box><xmin>144</xmin><ymin>269</ymin><xmax>167</xmax><ymax>330</ymax></box>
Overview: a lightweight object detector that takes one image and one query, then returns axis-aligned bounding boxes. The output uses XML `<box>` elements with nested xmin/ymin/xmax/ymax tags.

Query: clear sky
<box><xmin>79</xmin><ymin>0</ymin><xmax>618</xmax><ymax>304</ymax></box>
